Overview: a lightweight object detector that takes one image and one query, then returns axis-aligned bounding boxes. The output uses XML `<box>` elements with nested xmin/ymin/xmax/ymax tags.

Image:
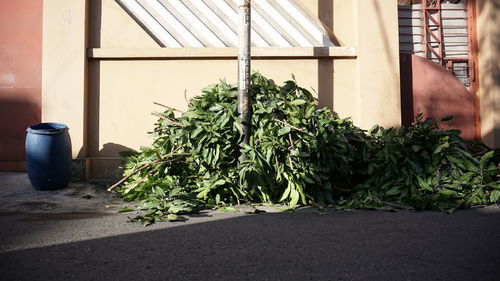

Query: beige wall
<box><xmin>89</xmin><ymin>59</ymin><xmax>320</xmax><ymax>157</ymax></box>
<box><xmin>355</xmin><ymin>0</ymin><xmax>401</xmax><ymax>129</ymax></box>
<box><xmin>43</xmin><ymin>0</ymin><xmax>402</xmax><ymax>179</ymax></box>
<box><xmin>333</xmin><ymin>0</ymin><xmax>401</xmax><ymax>128</ymax></box>
<box><xmin>476</xmin><ymin>0</ymin><xmax>500</xmax><ymax>149</ymax></box>
<box><xmin>42</xmin><ymin>0</ymin><xmax>88</xmax><ymax>158</ymax></box>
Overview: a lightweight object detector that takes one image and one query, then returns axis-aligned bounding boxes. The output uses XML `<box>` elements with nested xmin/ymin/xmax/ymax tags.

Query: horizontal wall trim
<box><xmin>88</xmin><ymin>47</ymin><xmax>357</xmax><ymax>59</ymax></box>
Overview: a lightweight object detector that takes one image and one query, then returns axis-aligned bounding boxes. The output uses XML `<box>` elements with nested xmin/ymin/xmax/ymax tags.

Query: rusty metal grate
<box><xmin>398</xmin><ymin>0</ymin><xmax>474</xmax><ymax>88</ymax></box>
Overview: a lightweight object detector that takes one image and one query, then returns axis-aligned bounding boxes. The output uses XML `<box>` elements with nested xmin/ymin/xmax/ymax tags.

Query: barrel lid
<box><xmin>27</xmin><ymin>123</ymin><xmax>69</xmax><ymax>135</ymax></box>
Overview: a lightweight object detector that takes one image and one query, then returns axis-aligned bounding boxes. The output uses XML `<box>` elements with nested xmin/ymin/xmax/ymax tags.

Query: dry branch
<box><xmin>107</xmin><ymin>164</ymin><xmax>149</xmax><ymax>191</ymax></box>
<box><xmin>151</xmin><ymin>112</ymin><xmax>186</xmax><ymax>127</ymax></box>
<box><xmin>288</xmin><ymin>133</ymin><xmax>296</xmax><ymax>150</ymax></box>
<box><xmin>153</xmin><ymin>102</ymin><xmax>186</xmax><ymax>114</ymax></box>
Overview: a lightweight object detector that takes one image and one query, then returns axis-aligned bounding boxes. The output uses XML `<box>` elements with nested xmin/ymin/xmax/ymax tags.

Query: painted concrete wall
<box><xmin>354</xmin><ymin>0</ymin><xmax>402</xmax><ymax>129</ymax></box>
<box><xmin>476</xmin><ymin>0</ymin><xmax>500</xmax><ymax>148</ymax></box>
<box><xmin>400</xmin><ymin>54</ymin><xmax>476</xmax><ymax>139</ymax></box>
<box><xmin>0</xmin><ymin>0</ymin><xmax>43</xmax><ymax>171</ymax></box>
<box><xmin>42</xmin><ymin>0</ymin><xmax>88</xmax><ymax>158</ymax></box>
<box><xmin>42</xmin><ymin>0</ymin><xmax>402</xmax><ymax>179</ymax></box>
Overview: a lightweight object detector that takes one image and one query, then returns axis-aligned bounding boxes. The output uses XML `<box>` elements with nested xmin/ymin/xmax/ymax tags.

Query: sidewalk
<box><xmin>1</xmin><ymin>172</ymin><xmax>499</xmax><ymax>281</ymax></box>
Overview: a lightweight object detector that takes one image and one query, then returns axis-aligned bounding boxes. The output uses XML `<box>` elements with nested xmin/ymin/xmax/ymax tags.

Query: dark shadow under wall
<box><xmin>0</xmin><ymin>0</ymin><xmax>43</xmax><ymax>171</ymax></box>
<box><xmin>317</xmin><ymin>1</ymin><xmax>334</xmax><ymax>111</ymax></box>
<box><xmin>82</xmin><ymin>1</ymin><xmax>138</xmax><ymax>181</ymax></box>
<box><xmin>400</xmin><ymin>54</ymin><xmax>415</xmax><ymax>126</ymax></box>
<box><xmin>0</xmin><ymin>96</ymin><xmax>40</xmax><ymax>169</ymax></box>
<box><xmin>1</xmin><ymin>209</ymin><xmax>500</xmax><ymax>280</ymax></box>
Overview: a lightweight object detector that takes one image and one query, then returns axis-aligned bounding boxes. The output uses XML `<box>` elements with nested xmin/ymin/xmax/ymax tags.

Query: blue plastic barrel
<box><xmin>25</xmin><ymin>123</ymin><xmax>72</xmax><ymax>190</ymax></box>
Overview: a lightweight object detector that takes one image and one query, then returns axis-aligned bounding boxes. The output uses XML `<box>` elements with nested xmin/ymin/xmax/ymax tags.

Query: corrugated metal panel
<box><xmin>398</xmin><ymin>3</ymin><xmax>469</xmax><ymax>58</ymax></box>
<box><xmin>116</xmin><ymin>0</ymin><xmax>335</xmax><ymax>48</ymax></box>
<box><xmin>398</xmin><ymin>1</ymin><xmax>470</xmax><ymax>87</ymax></box>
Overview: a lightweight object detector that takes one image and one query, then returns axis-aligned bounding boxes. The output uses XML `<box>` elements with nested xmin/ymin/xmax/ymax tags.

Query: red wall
<box><xmin>400</xmin><ymin>54</ymin><xmax>476</xmax><ymax>140</ymax></box>
<box><xmin>0</xmin><ymin>0</ymin><xmax>43</xmax><ymax>170</ymax></box>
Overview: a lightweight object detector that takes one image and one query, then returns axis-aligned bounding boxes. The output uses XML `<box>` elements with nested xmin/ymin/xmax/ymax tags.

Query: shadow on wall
<box><xmin>82</xmin><ymin>142</ymin><xmax>136</xmax><ymax>182</ymax></box>
<box><xmin>317</xmin><ymin>1</ymin><xmax>334</xmax><ymax>111</ymax></box>
<box><xmin>0</xmin><ymin>0</ymin><xmax>43</xmax><ymax>170</ymax></box>
<box><xmin>85</xmin><ymin>1</ymin><xmax>140</xmax><ymax>181</ymax></box>
<box><xmin>0</xmin><ymin>92</ymin><xmax>41</xmax><ymax>163</ymax></box>
<box><xmin>99</xmin><ymin>142</ymin><xmax>136</xmax><ymax>157</ymax></box>
<box><xmin>400</xmin><ymin>54</ymin><xmax>477</xmax><ymax>140</ymax></box>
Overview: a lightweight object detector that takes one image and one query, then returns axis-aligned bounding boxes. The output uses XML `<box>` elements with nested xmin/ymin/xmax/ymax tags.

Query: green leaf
<box><xmin>218</xmin><ymin>207</ymin><xmax>240</xmax><ymax>212</ymax></box>
<box><xmin>490</xmin><ymin>190</ymin><xmax>500</xmax><ymax>203</ymax></box>
<box><xmin>417</xmin><ymin>177</ymin><xmax>434</xmax><ymax>192</ymax></box>
<box><xmin>289</xmin><ymin>189</ymin><xmax>300</xmax><ymax>208</ymax></box>
<box><xmin>117</xmin><ymin>208</ymin><xmax>135</xmax><ymax>213</ymax></box>
<box><xmin>277</xmin><ymin>126</ymin><xmax>291</xmax><ymax>136</ymax></box>
<box><xmin>213</xmin><ymin>179</ymin><xmax>226</xmax><ymax>186</ymax></box>
<box><xmin>305</xmin><ymin>106</ymin><xmax>315</xmax><ymax>118</ymax></box>
<box><xmin>385</xmin><ymin>186</ymin><xmax>401</xmax><ymax>196</ymax></box>
<box><xmin>440</xmin><ymin>115</ymin><xmax>454</xmax><ymax>122</ymax></box>
<box><xmin>290</xmin><ymin>99</ymin><xmax>307</xmax><ymax>106</ymax></box>
<box><xmin>154</xmin><ymin>186</ymin><xmax>166</xmax><ymax>197</ymax></box>
<box><xmin>434</xmin><ymin>142</ymin><xmax>449</xmax><ymax>154</ymax></box>
<box><xmin>479</xmin><ymin>151</ymin><xmax>494</xmax><ymax>169</ymax></box>
<box><xmin>439</xmin><ymin>189</ymin><xmax>457</xmax><ymax>197</ymax></box>
<box><xmin>191</xmin><ymin>127</ymin><xmax>203</xmax><ymax>138</ymax></box>
<box><xmin>167</xmin><ymin>214</ymin><xmax>179</xmax><ymax>221</ymax></box>
<box><xmin>280</xmin><ymin>185</ymin><xmax>292</xmax><ymax>202</ymax></box>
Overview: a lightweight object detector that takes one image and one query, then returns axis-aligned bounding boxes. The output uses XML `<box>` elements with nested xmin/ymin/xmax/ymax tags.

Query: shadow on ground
<box><xmin>1</xmin><ymin>172</ymin><xmax>499</xmax><ymax>280</ymax></box>
<box><xmin>1</xmin><ymin>207</ymin><xmax>500</xmax><ymax>281</ymax></box>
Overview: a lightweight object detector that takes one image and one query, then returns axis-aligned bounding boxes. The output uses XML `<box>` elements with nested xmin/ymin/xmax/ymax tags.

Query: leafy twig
<box><xmin>153</xmin><ymin>102</ymin><xmax>186</xmax><ymax>114</ymax></box>
<box><xmin>108</xmin><ymin>164</ymin><xmax>150</xmax><ymax>191</ymax></box>
<box><xmin>151</xmin><ymin>112</ymin><xmax>186</xmax><ymax>127</ymax></box>
<box><xmin>108</xmin><ymin>153</ymin><xmax>191</xmax><ymax>191</ymax></box>
<box><xmin>288</xmin><ymin>133</ymin><xmax>296</xmax><ymax>150</ymax></box>
<box><xmin>123</xmin><ymin>173</ymin><xmax>151</xmax><ymax>194</ymax></box>
<box><xmin>123</xmin><ymin>169</ymin><xmax>158</xmax><ymax>194</ymax></box>
<box><xmin>184</xmin><ymin>89</ymin><xmax>189</xmax><ymax>104</ymax></box>
<box><xmin>272</xmin><ymin>118</ymin><xmax>307</xmax><ymax>134</ymax></box>
<box><xmin>288</xmin><ymin>156</ymin><xmax>295</xmax><ymax>171</ymax></box>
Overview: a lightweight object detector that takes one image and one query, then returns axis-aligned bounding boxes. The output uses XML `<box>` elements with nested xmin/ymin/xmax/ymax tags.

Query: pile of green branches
<box><xmin>112</xmin><ymin>73</ymin><xmax>499</xmax><ymax>225</ymax></box>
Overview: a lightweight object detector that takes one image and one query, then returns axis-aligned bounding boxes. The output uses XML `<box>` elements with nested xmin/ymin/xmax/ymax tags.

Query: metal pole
<box><xmin>237</xmin><ymin>0</ymin><xmax>251</xmax><ymax>164</ymax></box>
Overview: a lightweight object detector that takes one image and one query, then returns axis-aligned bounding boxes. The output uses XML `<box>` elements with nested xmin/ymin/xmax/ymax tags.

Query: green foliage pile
<box><xmin>115</xmin><ymin>73</ymin><xmax>499</xmax><ymax>225</ymax></box>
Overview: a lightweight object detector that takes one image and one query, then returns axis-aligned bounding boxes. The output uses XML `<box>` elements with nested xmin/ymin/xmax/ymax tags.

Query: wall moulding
<box><xmin>87</xmin><ymin>47</ymin><xmax>357</xmax><ymax>59</ymax></box>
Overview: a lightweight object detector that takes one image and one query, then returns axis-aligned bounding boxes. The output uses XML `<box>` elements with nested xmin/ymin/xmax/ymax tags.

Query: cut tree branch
<box><xmin>107</xmin><ymin>153</ymin><xmax>191</xmax><ymax>191</ymax></box>
<box><xmin>288</xmin><ymin>155</ymin><xmax>295</xmax><ymax>171</ymax></box>
<box><xmin>153</xmin><ymin>102</ymin><xmax>186</xmax><ymax>114</ymax></box>
<box><xmin>107</xmin><ymin>164</ymin><xmax>149</xmax><ymax>191</ymax></box>
<box><xmin>288</xmin><ymin>133</ymin><xmax>296</xmax><ymax>150</ymax></box>
<box><xmin>151</xmin><ymin>112</ymin><xmax>186</xmax><ymax>127</ymax></box>
<box><xmin>272</xmin><ymin>118</ymin><xmax>307</xmax><ymax>134</ymax></box>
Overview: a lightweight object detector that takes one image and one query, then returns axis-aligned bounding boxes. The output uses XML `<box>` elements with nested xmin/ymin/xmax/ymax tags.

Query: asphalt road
<box><xmin>1</xmin><ymin>173</ymin><xmax>500</xmax><ymax>281</ymax></box>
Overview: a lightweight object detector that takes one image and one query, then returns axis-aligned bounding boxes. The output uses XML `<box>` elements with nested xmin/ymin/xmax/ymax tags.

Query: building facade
<box><xmin>0</xmin><ymin>0</ymin><xmax>498</xmax><ymax>180</ymax></box>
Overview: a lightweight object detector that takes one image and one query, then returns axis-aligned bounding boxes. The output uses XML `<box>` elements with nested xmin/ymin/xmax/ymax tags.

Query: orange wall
<box><xmin>400</xmin><ymin>55</ymin><xmax>476</xmax><ymax>140</ymax></box>
<box><xmin>0</xmin><ymin>0</ymin><xmax>42</xmax><ymax>169</ymax></box>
